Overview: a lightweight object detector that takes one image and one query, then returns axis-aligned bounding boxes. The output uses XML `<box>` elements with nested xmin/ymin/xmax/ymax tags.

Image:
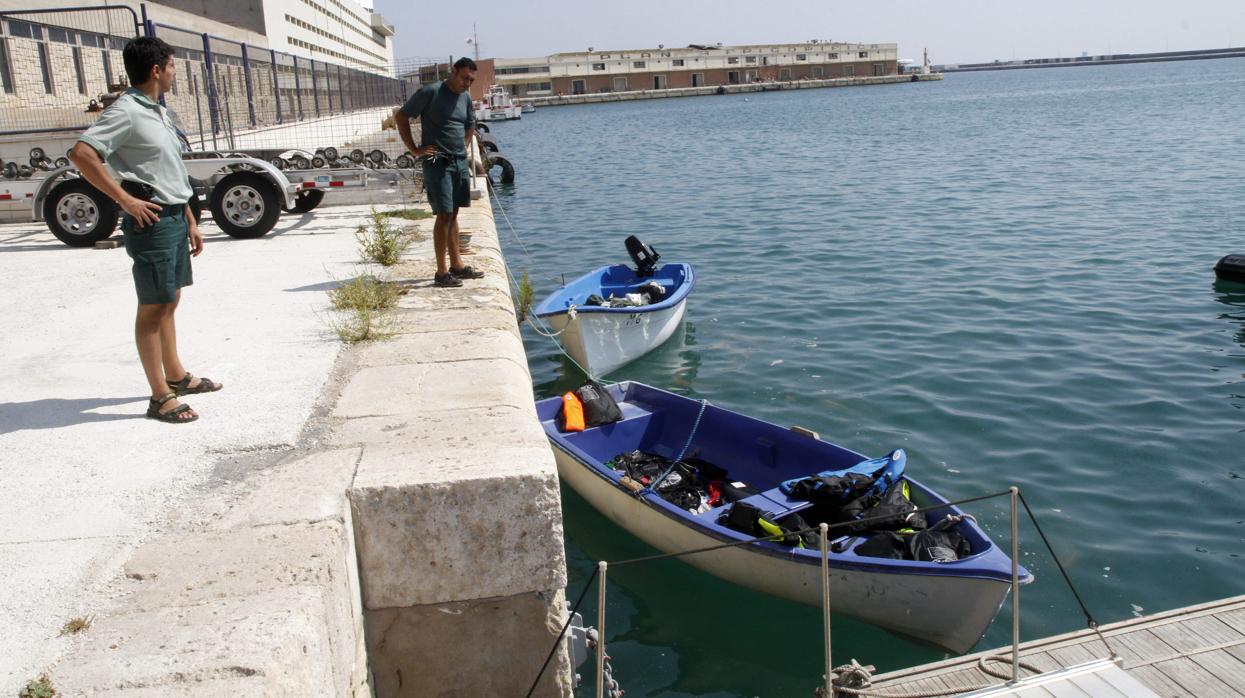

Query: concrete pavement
<box><xmin>0</xmin><ymin>202</ymin><xmax>380</xmax><ymax>694</ymax></box>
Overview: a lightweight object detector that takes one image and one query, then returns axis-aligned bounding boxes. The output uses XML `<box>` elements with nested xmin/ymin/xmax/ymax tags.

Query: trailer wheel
<box><xmin>44</xmin><ymin>179</ymin><xmax>118</xmax><ymax>247</ymax></box>
<box><xmin>291</xmin><ymin>189</ymin><xmax>325</xmax><ymax>213</ymax></box>
<box><xmin>209</xmin><ymin>172</ymin><xmax>280</xmax><ymax>239</ymax></box>
<box><xmin>188</xmin><ymin>195</ymin><xmax>203</xmax><ymax>224</ymax></box>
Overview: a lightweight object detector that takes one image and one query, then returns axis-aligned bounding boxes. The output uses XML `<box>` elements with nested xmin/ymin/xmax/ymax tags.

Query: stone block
<box><xmin>333</xmin><ymin>357</ymin><xmax>534</xmax><ymax>420</ymax></box>
<box><xmin>350</xmin><ymin>411</ymin><xmax>565</xmax><ymax>607</ymax></box>
<box><xmin>365</xmin><ymin>590</ymin><xmax>573</xmax><ymax>698</ymax></box>
<box><xmin>351</xmin><ymin>327</ymin><xmax>524</xmax><ymax>369</ymax></box>
<box><xmin>107</xmin><ymin>521</ymin><xmax>363</xmax><ymax>697</ymax></box>
<box><xmin>190</xmin><ymin>448</ymin><xmax>361</xmax><ymax>531</ymax></box>
<box><xmin>54</xmin><ymin>588</ymin><xmax>337</xmax><ymax>697</ymax></box>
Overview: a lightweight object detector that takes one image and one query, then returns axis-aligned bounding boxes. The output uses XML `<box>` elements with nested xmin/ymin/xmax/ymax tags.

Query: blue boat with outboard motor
<box><xmin>538</xmin><ymin>381</ymin><xmax>1032</xmax><ymax>654</ymax></box>
<box><xmin>532</xmin><ymin>237</ymin><xmax>694</xmax><ymax>377</ymax></box>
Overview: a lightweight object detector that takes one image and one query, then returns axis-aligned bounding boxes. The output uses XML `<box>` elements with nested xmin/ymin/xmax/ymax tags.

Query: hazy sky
<box><xmin>371</xmin><ymin>0</ymin><xmax>1245</xmax><ymax>66</ymax></box>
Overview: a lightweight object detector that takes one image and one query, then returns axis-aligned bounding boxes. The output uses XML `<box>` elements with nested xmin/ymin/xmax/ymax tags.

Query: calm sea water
<box><xmin>490</xmin><ymin>59</ymin><xmax>1245</xmax><ymax>696</ymax></box>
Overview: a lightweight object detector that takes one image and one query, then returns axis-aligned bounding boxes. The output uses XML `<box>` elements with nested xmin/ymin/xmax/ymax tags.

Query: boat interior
<box><xmin>539</xmin><ymin>382</ymin><xmax>999</xmax><ymax>563</ymax></box>
<box><xmin>534</xmin><ymin>263</ymin><xmax>692</xmax><ymax>314</ymax></box>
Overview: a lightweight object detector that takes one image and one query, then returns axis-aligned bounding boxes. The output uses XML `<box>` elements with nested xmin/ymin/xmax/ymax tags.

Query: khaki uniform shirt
<box><xmin>78</xmin><ymin>88</ymin><xmax>193</xmax><ymax>205</ymax></box>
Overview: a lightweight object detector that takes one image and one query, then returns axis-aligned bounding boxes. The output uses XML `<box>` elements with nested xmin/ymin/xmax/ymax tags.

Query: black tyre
<box><xmin>474</xmin><ymin>123</ymin><xmax>490</xmax><ymax>134</ymax></box>
<box><xmin>188</xmin><ymin>195</ymin><xmax>203</xmax><ymax>224</ymax></box>
<box><xmin>208</xmin><ymin>172</ymin><xmax>280</xmax><ymax>239</ymax></box>
<box><xmin>291</xmin><ymin>189</ymin><xmax>325</xmax><ymax>213</ymax></box>
<box><xmin>44</xmin><ymin>178</ymin><xmax>118</xmax><ymax>247</ymax></box>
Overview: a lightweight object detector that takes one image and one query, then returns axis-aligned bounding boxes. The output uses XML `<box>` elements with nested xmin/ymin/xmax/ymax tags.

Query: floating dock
<box><xmin>865</xmin><ymin>594</ymin><xmax>1245</xmax><ymax>696</ymax></box>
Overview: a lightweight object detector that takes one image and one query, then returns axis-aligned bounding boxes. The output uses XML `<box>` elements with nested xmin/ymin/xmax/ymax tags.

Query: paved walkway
<box><xmin>0</xmin><ymin>205</ymin><xmax>379</xmax><ymax>693</ymax></box>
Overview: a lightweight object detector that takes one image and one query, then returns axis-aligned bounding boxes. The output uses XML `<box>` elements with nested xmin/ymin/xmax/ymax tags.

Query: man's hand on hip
<box><xmin>120</xmin><ymin>195</ymin><xmax>162</xmax><ymax>228</ymax></box>
<box><xmin>412</xmin><ymin>145</ymin><xmax>438</xmax><ymax>158</ymax></box>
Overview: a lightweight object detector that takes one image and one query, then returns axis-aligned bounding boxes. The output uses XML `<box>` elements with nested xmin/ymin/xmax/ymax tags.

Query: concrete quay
<box><xmin>1</xmin><ymin>179</ymin><xmax>572</xmax><ymax>694</ymax></box>
<box><xmin>528</xmin><ymin>72</ymin><xmax>940</xmax><ymax>107</ymax></box>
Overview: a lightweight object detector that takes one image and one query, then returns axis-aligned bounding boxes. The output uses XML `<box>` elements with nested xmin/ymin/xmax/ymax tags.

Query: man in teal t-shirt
<box><xmin>396</xmin><ymin>57</ymin><xmax>483</xmax><ymax>288</ymax></box>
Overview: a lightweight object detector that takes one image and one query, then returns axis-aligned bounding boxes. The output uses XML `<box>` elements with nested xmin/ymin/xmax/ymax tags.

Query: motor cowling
<box><xmin>625</xmin><ymin>235</ymin><xmax>659</xmax><ymax>277</ymax></box>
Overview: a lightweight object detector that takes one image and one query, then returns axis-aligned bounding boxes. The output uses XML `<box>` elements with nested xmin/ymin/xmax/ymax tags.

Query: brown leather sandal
<box><xmin>147</xmin><ymin>392</ymin><xmax>198</xmax><ymax>423</ymax></box>
<box><xmin>167</xmin><ymin>372</ymin><xmax>223</xmax><ymax>396</ymax></box>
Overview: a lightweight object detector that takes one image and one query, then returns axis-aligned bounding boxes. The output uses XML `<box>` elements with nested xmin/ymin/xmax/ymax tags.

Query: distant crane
<box><xmin>466</xmin><ymin>23</ymin><xmax>480</xmax><ymax>61</ymax></box>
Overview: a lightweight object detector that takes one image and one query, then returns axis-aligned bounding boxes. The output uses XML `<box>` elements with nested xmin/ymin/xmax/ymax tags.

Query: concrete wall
<box><xmin>338</xmin><ymin>164</ymin><xmax>573</xmax><ymax>697</ymax></box>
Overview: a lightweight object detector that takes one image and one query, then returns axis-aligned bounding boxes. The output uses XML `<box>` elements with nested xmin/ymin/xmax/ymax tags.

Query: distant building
<box><xmin>474</xmin><ymin>41</ymin><xmax>898</xmax><ymax>98</ymax></box>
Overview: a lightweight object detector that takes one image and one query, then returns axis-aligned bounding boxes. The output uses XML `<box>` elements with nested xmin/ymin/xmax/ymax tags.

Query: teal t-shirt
<box><xmin>400</xmin><ymin>81</ymin><xmax>475</xmax><ymax>156</ymax></box>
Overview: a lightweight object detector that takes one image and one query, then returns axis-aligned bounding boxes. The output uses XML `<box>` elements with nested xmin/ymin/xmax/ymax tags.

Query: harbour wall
<box><xmin>527</xmin><ymin>73</ymin><xmax>941</xmax><ymax>107</ymax></box>
<box><xmin>49</xmin><ymin>161</ymin><xmax>574</xmax><ymax>695</ymax></box>
<box><xmin>942</xmin><ymin>46</ymin><xmax>1245</xmax><ymax>72</ymax></box>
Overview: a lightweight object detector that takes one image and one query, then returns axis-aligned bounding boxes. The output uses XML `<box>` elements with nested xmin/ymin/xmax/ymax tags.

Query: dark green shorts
<box><xmin>122</xmin><ymin>206</ymin><xmax>192</xmax><ymax>305</ymax></box>
<box><xmin>422</xmin><ymin>155</ymin><xmax>471</xmax><ymax>214</ymax></box>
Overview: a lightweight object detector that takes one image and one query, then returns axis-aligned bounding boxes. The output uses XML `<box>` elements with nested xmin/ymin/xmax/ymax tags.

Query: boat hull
<box><xmin>545</xmin><ymin>298</ymin><xmax>687</xmax><ymax>377</ymax></box>
<box><xmin>552</xmin><ymin>443</ymin><xmax>1014</xmax><ymax>654</ymax></box>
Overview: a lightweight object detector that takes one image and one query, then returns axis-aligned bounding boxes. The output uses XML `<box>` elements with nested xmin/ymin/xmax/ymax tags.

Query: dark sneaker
<box><xmin>433</xmin><ymin>272</ymin><xmax>463</xmax><ymax>287</ymax></box>
<box><xmin>450</xmin><ymin>265</ymin><xmax>484</xmax><ymax>279</ymax></box>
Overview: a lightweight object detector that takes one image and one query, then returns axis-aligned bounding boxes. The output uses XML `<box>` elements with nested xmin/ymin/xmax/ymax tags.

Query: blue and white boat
<box><xmin>533</xmin><ymin>238</ymin><xmax>694</xmax><ymax>377</ymax></box>
<box><xmin>538</xmin><ymin>382</ymin><xmax>1032</xmax><ymax>654</ymax></box>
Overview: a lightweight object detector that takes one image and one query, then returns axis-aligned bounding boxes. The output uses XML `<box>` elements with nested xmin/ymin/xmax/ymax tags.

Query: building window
<box><xmin>745</xmin><ymin>56</ymin><xmax>756</xmax><ymax>63</ymax></box>
<box><xmin>600</xmin><ymin>54</ymin><xmax>610</xmax><ymax>59</ymax></box>
<box><xmin>672</xmin><ymin>58</ymin><xmax>684</xmax><ymax>66</ymax></box>
<box><xmin>727</xmin><ymin>56</ymin><xmax>739</xmax><ymax>64</ymax></box>
<box><xmin>859</xmin><ymin>51</ymin><xmax>869</xmax><ymax>58</ymax></box>
<box><xmin>592</xmin><ymin>62</ymin><xmax>605</xmax><ymax>71</ymax></box>
<box><xmin>0</xmin><ymin>40</ymin><xmax>13</xmax><ymax>94</ymax></box>
<box><xmin>828</xmin><ymin>53</ymin><xmax>838</xmax><ymax>59</ymax></box>
<box><xmin>633</xmin><ymin>61</ymin><xmax>645</xmax><ymax>68</ymax></box>
<box><xmin>37</xmin><ymin>42</ymin><xmax>55</xmax><ymax>93</ymax></box>
<box><xmin>641</xmin><ymin>52</ymin><xmax>650</xmax><ymax>58</ymax></box>
<box><xmin>796</xmin><ymin>53</ymin><xmax>807</xmax><ymax>61</ymax></box>
<box><xmin>101</xmin><ymin>50</ymin><xmax>113</xmax><ymax>87</ymax></box>
<box><xmin>72</xmin><ymin>46</ymin><xmax>87</xmax><ymax>94</ymax></box>
<box><xmin>8</xmin><ymin>20</ymin><xmax>40</xmax><ymax>40</ymax></box>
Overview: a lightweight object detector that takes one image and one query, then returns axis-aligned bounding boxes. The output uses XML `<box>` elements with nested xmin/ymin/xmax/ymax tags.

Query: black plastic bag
<box><xmin>575</xmin><ymin>383</ymin><xmax>623</xmax><ymax>427</ymax></box>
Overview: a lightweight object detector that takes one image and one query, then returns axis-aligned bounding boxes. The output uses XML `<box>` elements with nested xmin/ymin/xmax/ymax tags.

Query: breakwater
<box><xmin>942</xmin><ymin>45</ymin><xmax>1245</xmax><ymax>72</ymax></box>
<box><xmin>528</xmin><ymin>73</ymin><xmax>940</xmax><ymax>107</ymax></box>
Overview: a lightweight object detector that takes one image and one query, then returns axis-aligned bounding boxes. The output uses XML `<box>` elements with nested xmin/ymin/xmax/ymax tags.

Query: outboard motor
<box><xmin>625</xmin><ymin>235</ymin><xmax>660</xmax><ymax>278</ymax></box>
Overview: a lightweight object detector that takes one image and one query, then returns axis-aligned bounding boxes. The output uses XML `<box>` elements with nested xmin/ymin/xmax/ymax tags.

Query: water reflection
<box><xmin>1213</xmin><ymin>280</ymin><xmax>1245</xmax><ymax>350</ymax></box>
<box><xmin>531</xmin><ymin>321</ymin><xmax>702</xmax><ymax>399</ymax></box>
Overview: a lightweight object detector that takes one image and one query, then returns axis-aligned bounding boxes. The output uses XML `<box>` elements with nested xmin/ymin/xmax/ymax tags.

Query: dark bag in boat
<box><xmin>854</xmin><ymin>531</ymin><xmax>908</xmax><ymax>560</ymax></box>
<box><xmin>720</xmin><ymin>502</ymin><xmax>814</xmax><ymax>548</ymax></box>
<box><xmin>906</xmin><ymin>516</ymin><xmax>972</xmax><ymax>562</ymax></box>
<box><xmin>844</xmin><ymin>481</ymin><xmax>927</xmax><ymax>534</ymax></box>
<box><xmin>574</xmin><ymin>382</ymin><xmax>623</xmax><ymax>427</ymax></box>
<box><xmin>787</xmin><ymin>472</ymin><xmax>877</xmax><ymax>503</ymax></box>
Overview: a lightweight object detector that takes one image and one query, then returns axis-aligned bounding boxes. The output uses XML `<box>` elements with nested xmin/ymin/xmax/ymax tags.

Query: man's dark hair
<box><xmin>453</xmin><ymin>57</ymin><xmax>477</xmax><ymax>71</ymax></box>
<box><xmin>123</xmin><ymin>36</ymin><xmax>174</xmax><ymax>86</ymax></box>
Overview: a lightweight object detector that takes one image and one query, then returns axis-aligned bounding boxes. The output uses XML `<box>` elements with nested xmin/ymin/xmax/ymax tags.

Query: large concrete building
<box><xmin>0</xmin><ymin>0</ymin><xmax>398</xmax><ymax>140</ymax></box>
<box><xmin>156</xmin><ymin>0</ymin><xmax>394</xmax><ymax>73</ymax></box>
<box><xmin>485</xmin><ymin>41</ymin><xmax>899</xmax><ymax>97</ymax></box>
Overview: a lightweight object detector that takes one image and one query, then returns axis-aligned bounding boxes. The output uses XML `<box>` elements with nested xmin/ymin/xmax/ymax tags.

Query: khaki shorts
<box><xmin>121</xmin><ymin>205</ymin><xmax>192</xmax><ymax>305</ymax></box>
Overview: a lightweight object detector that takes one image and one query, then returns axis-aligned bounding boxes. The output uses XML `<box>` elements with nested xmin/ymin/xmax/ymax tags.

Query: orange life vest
<box><xmin>561</xmin><ymin>391</ymin><xmax>585</xmax><ymax>432</ymax></box>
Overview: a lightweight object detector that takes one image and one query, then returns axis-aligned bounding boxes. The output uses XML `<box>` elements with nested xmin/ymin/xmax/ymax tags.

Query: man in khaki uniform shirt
<box><xmin>69</xmin><ymin>36</ymin><xmax>222</xmax><ymax>424</ymax></box>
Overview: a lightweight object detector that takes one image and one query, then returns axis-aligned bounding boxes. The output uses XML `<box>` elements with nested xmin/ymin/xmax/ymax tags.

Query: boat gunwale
<box><xmin>533</xmin><ymin>263</ymin><xmax>696</xmax><ymax>317</ymax></box>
